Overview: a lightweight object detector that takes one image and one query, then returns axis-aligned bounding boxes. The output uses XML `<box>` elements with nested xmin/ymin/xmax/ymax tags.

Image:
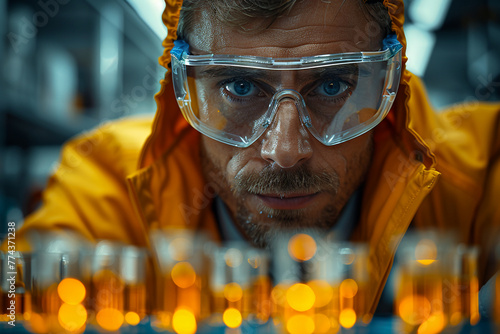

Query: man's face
<box><xmin>191</xmin><ymin>0</ymin><xmax>384</xmax><ymax>248</ymax></box>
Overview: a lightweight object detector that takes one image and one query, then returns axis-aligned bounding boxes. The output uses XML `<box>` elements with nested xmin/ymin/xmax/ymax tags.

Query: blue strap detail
<box><xmin>382</xmin><ymin>34</ymin><xmax>403</xmax><ymax>55</ymax></box>
<box><xmin>171</xmin><ymin>39</ymin><xmax>190</xmax><ymax>59</ymax></box>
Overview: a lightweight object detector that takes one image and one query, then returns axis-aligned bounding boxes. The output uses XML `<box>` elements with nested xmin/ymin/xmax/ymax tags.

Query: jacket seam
<box><xmin>125</xmin><ymin>177</ymin><xmax>152</xmax><ymax>250</ymax></box>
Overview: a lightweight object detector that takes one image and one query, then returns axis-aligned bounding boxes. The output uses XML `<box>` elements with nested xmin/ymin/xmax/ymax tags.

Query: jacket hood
<box><xmin>139</xmin><ymin>0</ymin><xmax>435</xmax><ymax>169</ymax></box>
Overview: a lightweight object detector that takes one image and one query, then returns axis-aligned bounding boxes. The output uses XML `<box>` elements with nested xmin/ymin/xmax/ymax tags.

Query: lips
<box><xmin>257</xmin><ymin>192</ymin><xmax>319</xmax><ymax>210</ymax></box>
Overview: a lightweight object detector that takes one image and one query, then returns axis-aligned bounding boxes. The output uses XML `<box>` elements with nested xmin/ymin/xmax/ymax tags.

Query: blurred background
<box><xmin>0</xmin><ymin>0</ymin><xmax>499</xmax><ymax>236</ymax></box>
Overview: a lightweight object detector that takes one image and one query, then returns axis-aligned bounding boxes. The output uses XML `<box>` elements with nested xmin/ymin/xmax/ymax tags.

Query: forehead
<box><xmin>188</xmin><ymin>0</ymin><xmax>384</xmax><ymax>58</ymax></box>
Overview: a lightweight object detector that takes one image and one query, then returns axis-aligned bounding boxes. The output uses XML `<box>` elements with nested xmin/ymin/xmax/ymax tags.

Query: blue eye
<box><xmin>317</xmin><ymin>80</ymin><xmax>349</xmax><ymax>97</ymax></box>
<box><xmin>324</xmin><ymin>81</ymin><xmax>340</xmax><ymax>95</ymax></box>
<box><xmin>226</xmin><ymin>80</ymin><xmax>256</xmax><ymax>97</ymax></box>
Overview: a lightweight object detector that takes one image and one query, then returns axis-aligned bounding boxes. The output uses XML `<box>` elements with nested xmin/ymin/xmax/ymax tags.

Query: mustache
<box><xmin>233</xmin><ymin>165</ymin><xmax>339</xmax><ymax>195</ymax></box>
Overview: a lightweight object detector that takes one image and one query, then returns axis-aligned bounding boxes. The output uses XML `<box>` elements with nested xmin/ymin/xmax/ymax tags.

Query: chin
<box><xmin>235</xmin><ymin>204</ymin><xmax>339</xmax><ymax>249</ymax></box>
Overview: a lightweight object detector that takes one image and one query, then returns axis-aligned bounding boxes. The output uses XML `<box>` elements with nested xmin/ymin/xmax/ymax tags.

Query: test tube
<box><xmin>84</xmin><ymin>240</ymin><xmax>125</xmax><ymax>332</ymax></box>
<box><xmin>336</xmin><ymin>242</ymin><xmax>370</xmax><ymax>328</ymax></box>
<box><xmin>271</xmin><ymin>232</ymin><xmax>346</xmax><ymax>334</ymax></box>
<box><xmin>15</xmin><ymin>229</ymin><xmax>91</xmax><ymax>333</ymax></box>
<box><xmin>121</xmin><ymin>245</ymin><xmax>148</xmax><ymax>326</ymax></box>
<box><xmin>150</xmin><ymin>228</ymin><xmax>210</xmax><ymax>334</ymax></box>
<box><xmin>246</xmin><ymin>247</ymin><xmax>272</xmax><ymax>324</ymax></box>
<box><xmin>29</xmin><ymin>248</ymin><xmax>89</xmax><ymax>334</ymax></box>
<box><xmin>394</xmin><ymin>231</ymin><xmax>479</xmax><ymax>333</ymax></box>
<box><xmin>206</xmin><ymin>242</ymin><xmax>271</xmax><ymax>329</ymax></box>
<box><xmin>441</xmin><ymin>244</ymin><xmax>480</xmax><ymax>327</ymax></box>
<box><xmin>31</xmin><ymin>252</ymin><xmax>63</xmax><ymax>315</ymax></box>
<box><xmin>395</xmin><ymin>233</ymin><xmax>447</xmax><ymax>332</ymax></box>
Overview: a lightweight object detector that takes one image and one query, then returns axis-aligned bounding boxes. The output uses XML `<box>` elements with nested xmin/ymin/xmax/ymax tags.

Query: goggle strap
<box><xmin>172</xmin><ymin>39</ymin><xmax>190</xmax><ymax>59</ymax></box>
<box><xmin>382</xmin><ymin>34</ymin><xmax>403</xmax><ymax>55</ymax></box>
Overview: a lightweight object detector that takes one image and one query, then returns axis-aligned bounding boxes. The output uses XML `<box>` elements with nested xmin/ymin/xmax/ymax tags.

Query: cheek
<box><xmin>200</xmin><ymin>137</ymin><xmax>250</xmax><ymax>182</ymax></box>
<box><xmin>345</xmin><ymin>135</ymin><xmax>373</xmax><ymax>174</ymax></box>
<box><xmin>322</xmin><ymin>134</ymin><xmax>373</xmax><ymax>178</ymax></box>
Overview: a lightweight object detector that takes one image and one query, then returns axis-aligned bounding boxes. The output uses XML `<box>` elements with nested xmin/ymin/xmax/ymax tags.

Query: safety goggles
<box><xmin>171</xmin><ymin>35</ymin><xmax>403</xmax><ymax>147</ymax></box>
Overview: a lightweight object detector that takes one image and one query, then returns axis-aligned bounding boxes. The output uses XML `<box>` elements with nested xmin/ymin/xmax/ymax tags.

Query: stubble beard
<box><xmin>232</xmin><ymin>198</ymin><xmax>340</xmax><ymax>249</ymax></box>
<box><xmin>229</xmin><ymin>165</ymin><xmax>342</xmax><ymax>248</ymax></box>
<box><xmin>200</xmin><ymin>134</ymin><xmax>373</xmax><ymax>249</ymax></box>
<box><xmin>201</xmin><ymin>155</ymin><xmax>370</xmax><ymax>249</ymax></box>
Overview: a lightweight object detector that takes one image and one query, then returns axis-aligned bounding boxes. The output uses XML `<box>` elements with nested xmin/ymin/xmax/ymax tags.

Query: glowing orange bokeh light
<box><xmin>339</xmin><ymin>308</ymin><xmax>357</xmax><ymax>328</ymax></box>
<box><xmin>313</xmin><ymin>314</ymin><xmax>332</xmax><ymax>333</ymax></box>
<box><xmin>398</xmin><ymin>295</ymin><xmax>432</xmax><ymax>325</ymax></box>
<box><xmin>223</xmin><ymin>308</ymin><xmax>242</xmax><ymax>328</ymax></box>
<box><xmin>286</xmin><ymin>314</ymin><xmax>315</xmax><ymax>334</ymax></box>
<box><xmin>171</xmin><ymin>262</ymin><xmax>197</xmax><ymax>289</ymax></box>
<box><xmin>125</xmin><ymin>312</ymin><xmax>141</xmax><ymax>326</ymax></box>
<box><xmin>340</xmin><ymin>279</ymin><xmax>358</xmax><ymax>299</ymax></box>
<box><xmin>417</xmin><ymin>311</ymin><xmax>445</xmax><ymax>334</ymax></box>
<box><xmin>57</xmin><ymin>278</ymin><xmax>86</xmax><ymax>305</ymax></box>
<box><xmin>28</xmin><ymin>312</ymin><xmax>49</xmax><ymax>334</ymax></box>
<box><xmin>449</xmin><ymin>311</ymin><xmax>462</xmax><ymax>326</ymax></box>
<box><xmin>96</xmin><ymin>308</ymin><xmax>124</xmax><ymax>331</ymax></box>
<box><xmin>308</xmin><ymin>280</ymin><xmax>333</xmax><ymax>308</ymax></box>
<box><xmin>271</xmin><ymin>284</ymin><xmax>287</xmax><ymax>307</ymax></box>
<box><xmin>288</xmin><ymin>234</ymin><xmax>317</xmax><ymax>262</ymax></box>
<box><xmin>415</xmin><ymin>239</ymin><xmax>438</xmax><ymax>266</ymax></box>
<box><xmin>58</xmin><ymin>303</ymin><xmax>87</xmax><ymax>332</ymax></box>
<box><xmin>224</xmin><ymin>282</ymin><xmax>243</xmax><ymax>302</ymax></box>
<box><xmin>172</xmin><ymin>309</ymin><xmax>197</xmax><ymax>334</ymax></box>
<box><xmin>286</xmin><ymin>283</ymin><xmax>315</xmax><ymax>312</ymax></box>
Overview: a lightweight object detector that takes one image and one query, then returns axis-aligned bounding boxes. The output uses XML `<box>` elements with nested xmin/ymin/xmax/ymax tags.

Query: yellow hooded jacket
<box><xmin>11</xmin><ymin>0</ymin><xmax>500</xmax><ymax>315</ymax></box>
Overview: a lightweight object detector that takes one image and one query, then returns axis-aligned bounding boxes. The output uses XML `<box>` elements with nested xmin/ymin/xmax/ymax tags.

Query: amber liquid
<box><xmin>444</xmin><ymin>276</ymin><xmax>479</xmax><ymax>326</ymax></box>
<box><xmin>154</xmin><ymin>273</ymin><xmax>202</xmax><ymax>330</ymax></box>
<box><xmin>271</xmin><ymin>283</ymin><xmax>301</xmax><ymax>332</ymax></box>
<box><xmin>210</xmin><ymin>276</ymin><xmax>271</xmax><ymax>324</ymax></box>
<box><xmin>271</xmin><ymin>283</ymin><xmax>286</xmax><ymax>321</ymax></box>
<box><xmin>91</xmin><ymin>269</ymin><xmax>125</xmax><ymax>313</ymax></box>
<box><xmin>250</xmin><ymin>276</ymin><xmax>272</xmax><ymax>323</ymax></box>
<box><xmin>28</xmin><ymin>283</ymin><xmax>67</xmax><ymax>334</ymax></box>
<box><xmin>31</xmin><ymin>282</ymin><xmax>62</xmax><ymax>316</ymax></box>
<box><xmin>124</xmin><ymin>284</ymin><xmax>147</xmax><ymax>319</ymax></box>
<box><xmin>339</xmin><ymin>281</ymin><xmax>368</xmax><ymax>325</ymax></box>
<box><xmin>395</xmin><ymin>270</ymin><xmax>443</xmax><ymax>327</ymax></box>
<box><xmin>158</xmin><ymin>268</ymin><xmax>198</xmax><ymax>312</ymax></box>
<box><xmin>271</xmin><ymin>281</ymin><xmax>341</xmax><ymax>334</ymax></box>
<box><xmin>210</xmin><ymin>287</ymin><xmax>247</xmax><ymax>316</ymax></box>
<box><xmin>441</xmin><ymin>253</ymin><xmax>480</xmax><ymax>327</ymax></box>
<box><xmin>210</xmin><ymin>290</ymin><xmax>227</xmax><ymax>315</ymax></box>
<box><xmin>442</xmin><ymin>276</ymin><xmax>466</xmax><ymax>326</ymax></box>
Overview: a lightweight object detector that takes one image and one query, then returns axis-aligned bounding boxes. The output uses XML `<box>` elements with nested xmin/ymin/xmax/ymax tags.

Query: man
<box><xmin>11</xmin><ymin>0</ymin><xmax>500</xmax><ymax>317</ymax></box>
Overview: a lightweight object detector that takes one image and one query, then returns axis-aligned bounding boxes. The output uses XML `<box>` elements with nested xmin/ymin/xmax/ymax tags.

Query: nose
<box><xmin>260</xmin><ymin>99</ymin><xmax>313</xmax><ymax>168</ymax></box>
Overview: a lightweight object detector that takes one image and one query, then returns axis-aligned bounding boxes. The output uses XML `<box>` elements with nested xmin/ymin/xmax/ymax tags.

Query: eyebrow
<box><xmin>196</xmin><ymin>64</ymin><xmax>360</xmax><ymax>79</ymax></box>
<box><xmin>197</xmin><ymin>67</ymin><xmax>265</xmax><ymax>79</ymax></box>
<box><xmin>313</xmin><ymin>64</ymin><xmax>359</xmax><ymax>77</ymax></box>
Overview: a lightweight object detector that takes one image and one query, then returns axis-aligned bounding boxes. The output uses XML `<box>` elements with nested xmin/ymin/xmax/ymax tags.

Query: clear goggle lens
<box><xmin>171</xmin><ymin>35</ymin><xmax>403</xmax><ymax>147</ymax></box>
